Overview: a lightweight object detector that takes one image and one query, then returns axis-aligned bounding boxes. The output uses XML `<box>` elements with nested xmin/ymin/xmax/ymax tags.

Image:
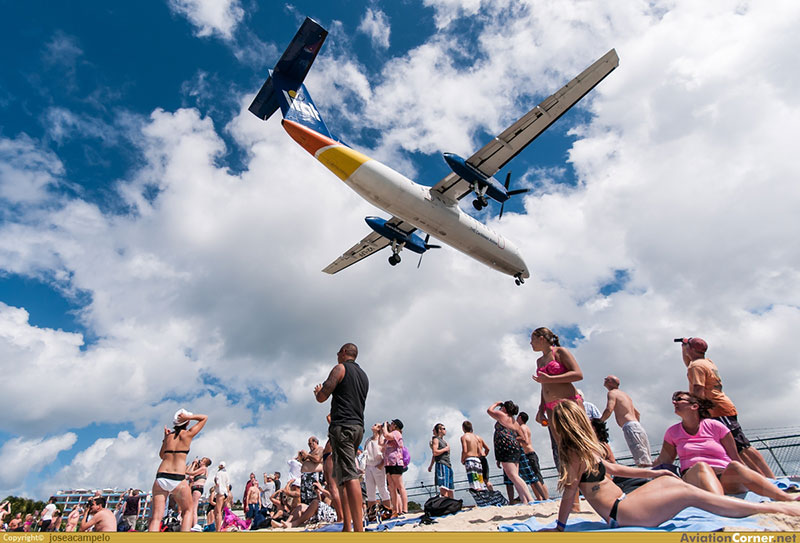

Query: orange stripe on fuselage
<box><xmin>282</xmin><ymin>120</ymin><xmax>370</xmax><ymax>181</ymax></box>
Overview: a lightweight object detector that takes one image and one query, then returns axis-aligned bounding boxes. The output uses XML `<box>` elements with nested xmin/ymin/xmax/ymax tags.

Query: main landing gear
<box><xmin>514</xmin><ymin>273</ymin><xmax>525</xmax><ymax>286</ymax></box>
<box><xmin>388</xmin><ymin>240</ymin><xmax>404</xmax><ymax>266</ymax></box>
<box><xmin>471</xmin><ymin>183</ymin><xmax>489</xmax><ymax>211</ymax></box>
<box><xmin>472</xmin><ymin>196</ymin><xmax>489</xmax><ymax>211</ymax></box>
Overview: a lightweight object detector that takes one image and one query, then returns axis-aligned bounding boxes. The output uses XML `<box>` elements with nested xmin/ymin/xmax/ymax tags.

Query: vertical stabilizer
<box><xmin>248</xmin><ymin>17</ymin><xmax>331</xmax><ymax>138</ymax></box>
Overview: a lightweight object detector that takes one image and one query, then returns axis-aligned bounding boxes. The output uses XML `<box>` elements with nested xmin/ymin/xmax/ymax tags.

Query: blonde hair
<box><xmin>551</xmin><ymin>401</ymin><xmax>605</xmax><ymax>491</ymax></box>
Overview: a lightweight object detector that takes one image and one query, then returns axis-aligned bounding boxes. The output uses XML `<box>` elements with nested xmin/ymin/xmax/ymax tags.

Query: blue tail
<box><xmin>249</xmin><ymin>17</ymin><xmax>333</xmax><ymax>138</ymax></box>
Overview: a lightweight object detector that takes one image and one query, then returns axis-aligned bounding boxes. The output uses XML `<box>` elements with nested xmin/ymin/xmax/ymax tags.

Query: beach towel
<box><xmin>499</xmin><ymin>495</ymin><xmax>768</xmax><ymax>532</ymax></box>
<box><xmin>773</xmin><ymin>478</ymin><xmax>800</xmax><ymax>492</ymax></box>
<box><xmin>469</xmin><ymin>488</ymin><xmax>508</xmax><ymax>507</ymax></box>
<box><xmin>310</xmin><ymin>516</ymin><xmax>421</xmax><ymax>532</ymax></box>
<box><xmin>221</xmin><ymin>507</ymin><xmax>251</xmax><ymax>531</ymax></box>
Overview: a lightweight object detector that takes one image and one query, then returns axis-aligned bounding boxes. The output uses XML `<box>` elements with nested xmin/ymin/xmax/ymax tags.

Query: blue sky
<box><xmin>2</xmin><ymin>0</ymin><xmax>800</xmax><ymax>499</ymax></box>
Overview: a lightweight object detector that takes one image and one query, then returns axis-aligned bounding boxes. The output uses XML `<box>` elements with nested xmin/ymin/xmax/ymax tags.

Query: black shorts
<box><xmin>713</xmin><ymin>415</ymin><xmax>751</xmax><ymax>452</ymax></box>
<box><xmin>385</xmin><ymin>465</ymin><xmax>404</xmax><ymax>475</ymax></box>
<box><xmin>525</xmin><ymin>451</ymin><xmax>544</xmax><ymax>483</ymax></box>
<box><xmin>479</xmin><ymin>456</ymin><xmax>490</xmax><ymax>481</ymax></box>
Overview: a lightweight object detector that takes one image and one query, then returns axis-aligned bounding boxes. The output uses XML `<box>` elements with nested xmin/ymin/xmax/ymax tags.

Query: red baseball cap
<box><xmin>674</xmin><ymin>337</ymin><xmax>708</xmax><ymax>353</ymax></box>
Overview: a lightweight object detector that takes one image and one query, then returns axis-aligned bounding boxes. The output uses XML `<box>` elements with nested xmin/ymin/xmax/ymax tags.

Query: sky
<box><xmin>1</xmin><ymin>0</ymin><xmax>800</xmax><ymax>499</ymax></box>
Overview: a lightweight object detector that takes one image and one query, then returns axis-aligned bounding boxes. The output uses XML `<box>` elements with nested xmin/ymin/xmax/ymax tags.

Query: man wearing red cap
<box><xmin>678</xmin><ymin>337</ymin><xmax>775</xmax><ymax>478</ymax></box>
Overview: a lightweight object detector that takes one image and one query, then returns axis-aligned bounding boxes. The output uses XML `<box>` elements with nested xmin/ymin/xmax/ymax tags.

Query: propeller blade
<box><xmin>418</xmin><ymin>234</ymin><xmax>430</xmax><ymax>268</ymax></box>
<box><xmin>499</xmin><ymin>200</ymin><xmax>506</xmax><ymax>220</ymax></box>
<box><xmin>507</xmin><ymin>188</ymin><xmax>529</xmax><ymax>196</ymax></box>
<box><xmin>504</xmin><ymin>171</ymin><xmax>512</xmax><ymax>190</ymax></box>
<box><xmin>418</xmin><ymin>234</ymin><xmax>441</xmax><ymax>268</ymax></box>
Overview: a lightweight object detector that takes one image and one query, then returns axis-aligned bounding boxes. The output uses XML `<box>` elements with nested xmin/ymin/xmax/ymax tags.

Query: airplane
<box><xmin>249</xmin><ymin>17</ymin><xmax>618</xmax><ymax>285</ymax></box>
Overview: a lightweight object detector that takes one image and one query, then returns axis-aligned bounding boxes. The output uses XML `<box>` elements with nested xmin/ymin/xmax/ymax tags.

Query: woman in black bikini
<box><xmin>186</xmin><ymin>457</ymin><xmax>212</xmax><ymax>530</ymax></box>
<box><xmin>545</xmin><ymin>401</ymin><xmax>800</xmax><ymax>531</ymax></box>
<box><xmin>148</xmin><ymin>409</ymin><xmax>208</xmax><ymax>532</ymax></box>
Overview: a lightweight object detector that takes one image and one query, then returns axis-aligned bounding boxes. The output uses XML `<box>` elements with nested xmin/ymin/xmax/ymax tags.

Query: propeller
<box><xmin>499</xmin><ymin>171</ymin><xmax>530</xmax><ymax>219</ymax></box>
<box><xmin>417</xmin><ymin>233</ymin><xmax>442</xmax><ymax>268</ymax></box>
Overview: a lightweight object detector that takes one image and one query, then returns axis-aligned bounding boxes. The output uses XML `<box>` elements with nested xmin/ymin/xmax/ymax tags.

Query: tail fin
<box><xmin>248</xmin><ymin>17</ymin><xmax>333</xmax><ymax>138</ymax></box>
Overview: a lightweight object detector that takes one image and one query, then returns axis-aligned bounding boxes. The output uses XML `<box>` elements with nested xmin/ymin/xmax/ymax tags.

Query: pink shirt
<box><xmin>383</xmin><ymin>431</ymin><xmax>404</xmax><ymax>466</ymax></box>
<box><xmin>663</xmin><ymin>419</ymin><xmax>731</xmax><ymax>471</ymax></box>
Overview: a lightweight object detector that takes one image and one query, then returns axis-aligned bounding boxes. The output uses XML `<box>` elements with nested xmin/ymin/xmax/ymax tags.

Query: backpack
<box><xmin>401</xmin><ymin>446</ymin><xmax>411</xmax><ymax>468</ymax></box>
<box><xmin>423</xmin><ymin>495</ymin><xmax>463</xmax><ymax>518</ymax></box>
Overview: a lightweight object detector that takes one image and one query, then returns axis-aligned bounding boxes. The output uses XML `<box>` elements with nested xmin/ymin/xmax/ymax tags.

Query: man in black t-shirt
<box><xmin>122</xmin><ymin>490</ymin><xmax>141</xmax><ymax>531</ymax></box>
<box><xmin>314</xmin><ymin>342</ymin><xmax>369</xmax><ymax>532</ymax></box>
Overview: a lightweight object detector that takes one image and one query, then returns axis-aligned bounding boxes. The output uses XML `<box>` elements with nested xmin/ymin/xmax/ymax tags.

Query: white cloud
<box><xmin>3</xmin><ymin>0</ymin><xmax>800</xmax><ymax>497</ymax></box>
<box><xmin>0</xmin><ymin>433</ymin><xmax>77</xmax><ymax>491</ymax></box>
<box><xmin>423</xmin><ymin>0</ymin><xmax>487</xmax><ymax>29</ymax></box>
<box><xmin>168</xmin><ymin>0</ymin><xmax>244</xmax><ymax>40</ymax></box>
<box><xmin>0</xmin><ymin>134</ymin><xmax>64</xmax><ymax>205</ymax></box>
<box><xmin>357</xmin><ymin>8</ymin><xmax>391</xmax><ymax>49</ymax></box>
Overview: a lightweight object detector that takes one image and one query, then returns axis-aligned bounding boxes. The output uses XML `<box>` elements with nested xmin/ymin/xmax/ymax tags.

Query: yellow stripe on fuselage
<box><xmin>315</xmin><ymin>145</ymin><xmax>371</xmax><ymax>181</ymax></box>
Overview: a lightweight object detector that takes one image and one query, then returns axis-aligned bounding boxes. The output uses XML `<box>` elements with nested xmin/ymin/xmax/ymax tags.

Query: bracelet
<box><xmin>556</xmin><ymin>520</ymin><xmax>567</xmax><ymax>531</ymax></box>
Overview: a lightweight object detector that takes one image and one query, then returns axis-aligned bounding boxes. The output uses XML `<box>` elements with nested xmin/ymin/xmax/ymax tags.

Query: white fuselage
<box><xmin>346</xmin><ymin>159</ymin><xmax>530</xmax><ymax>278</ymax></box>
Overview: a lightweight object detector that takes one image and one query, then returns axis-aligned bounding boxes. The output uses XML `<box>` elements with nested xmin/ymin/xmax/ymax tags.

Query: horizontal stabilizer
<box><xmin>249</xmin><ymin>17</ymin><xmax>328</xmax><ymax>121</ymax></box>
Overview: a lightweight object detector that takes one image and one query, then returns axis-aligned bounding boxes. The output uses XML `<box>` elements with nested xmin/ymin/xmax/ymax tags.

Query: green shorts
<box><xmin>329</xmin><ymin>424</ymin><xmax>364</xmax><ymax>484</ymax></box>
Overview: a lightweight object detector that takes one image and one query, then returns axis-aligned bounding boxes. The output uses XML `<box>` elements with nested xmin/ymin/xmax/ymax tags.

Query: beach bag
<box><xmin>160</xmin><ymin>512</ymin><xmax>180</xmax><ymax>532</ymax></box>
<box><xmin>402</xmin><ymin>446</ymin><xmax>411</xmax><ymax>469</ymax></box>
<box><xmin>423</xmin><ymin>495</ymin><xmax>463</xmax><ymax>518</ymax></box>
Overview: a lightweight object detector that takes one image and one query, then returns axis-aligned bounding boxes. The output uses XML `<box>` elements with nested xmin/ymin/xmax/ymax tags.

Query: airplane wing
<box><xmin>322</xmin><ymin>217</ymin><xmax>417</xmax><ymax>274</ymax></box>
<box><xmin>432</xmin><ymin>49</ymin><xmax>619</xmax><ymax>203</ymax></box>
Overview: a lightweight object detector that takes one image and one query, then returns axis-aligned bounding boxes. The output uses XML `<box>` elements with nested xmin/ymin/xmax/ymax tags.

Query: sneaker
<box><xmin>190</xmin><ymin>524</ymin><xmax>203</xmax><ymax>532</ymax></box>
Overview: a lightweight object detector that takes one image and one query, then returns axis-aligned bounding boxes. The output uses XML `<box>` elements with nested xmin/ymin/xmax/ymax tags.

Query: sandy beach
<box><xmin>389</xmin><ymin>501</ymin><xmax>800</xmax><ymax>532</ymax></box>
<box><xmin>291</xmin><ymin>500</ymin><xmax>800</xmax><ymax>532</ymax></box>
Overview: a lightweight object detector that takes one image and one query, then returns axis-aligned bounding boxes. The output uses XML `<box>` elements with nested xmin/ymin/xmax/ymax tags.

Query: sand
<box><xmin>384</xmin><ymin>500</ymin><xmax>800</xmax><ymax>532</ymax></box>
<box><xmin>257</xmin><ymin>497</ymin><xmax>800</xmax><ymax>532</ymax></box>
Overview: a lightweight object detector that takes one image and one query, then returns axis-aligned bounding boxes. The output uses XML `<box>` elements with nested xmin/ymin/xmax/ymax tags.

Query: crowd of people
<box><xmin>3</xmin><ymin>333</ymin><xmax>799</xmax><ymax>533</ymax></box>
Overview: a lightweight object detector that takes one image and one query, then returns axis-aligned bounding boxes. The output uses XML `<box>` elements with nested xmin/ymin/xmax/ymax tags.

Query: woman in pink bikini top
<box><xmin>530</xmin><ymin>327</ymin><xmax>584</xmax><ymax>425</ymax></box>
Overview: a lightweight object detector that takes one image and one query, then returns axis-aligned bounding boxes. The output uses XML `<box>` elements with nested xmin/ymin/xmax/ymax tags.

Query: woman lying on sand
<box><xmin>544</xmin><ymin>401</ymin><xmax>800</xmax><ymax>531</ymax></box>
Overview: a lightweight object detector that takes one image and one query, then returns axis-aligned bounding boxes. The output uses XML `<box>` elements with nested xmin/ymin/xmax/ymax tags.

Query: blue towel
<box><xmin>499</xmin><ymin>503</ymin><xmax>766</xmax><ymax>532</ymax></box>
<box><xmin>310</xmin><ymin>516</ymin><xmax>421</xmax><ymax>532</ymax></box>
<box><xmin>773</xmin><ymin>478</ymin><xmax>800</xmax><ymax>491</ymax></box>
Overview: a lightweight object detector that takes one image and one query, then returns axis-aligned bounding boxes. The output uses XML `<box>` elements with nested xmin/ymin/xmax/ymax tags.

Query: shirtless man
<box><xmin>600</xmin><ymin>375</ymin><xmax>652</xmax><ymax>466</ymax></box>
<box><xmin>460</xmin><ymin>421</ymin><xmax>491</xmax><ymax>491</ymax></box>
<box><xmin>8</xmin><ymin>513</ymin><xmax>22</xmax><ymax>531</ymax></box>
<box><xmin>299</xmin><ymin>436</ymin><xmax>324</xmax><ymax>505</ymax></box>
<box><xmin>79</xmin><ymin>497</ymin><xmax>116</xmax><ymax>532</ymax></box>
<box><xmin>516</xmin><ymin>412</ymin><xmax>549</xmax><ymax>500</ymax></box>
<box><xmin>244</xmin><ymin>481</ymin><xmax>262</xmax><ymax>521</ymax></box>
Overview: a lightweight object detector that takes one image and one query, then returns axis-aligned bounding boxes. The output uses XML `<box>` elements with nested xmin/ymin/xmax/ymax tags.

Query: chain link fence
<box><xmin>405</xmin><ymin>430</ymin><xmax>800</xmax><ymax>506</ymax></box>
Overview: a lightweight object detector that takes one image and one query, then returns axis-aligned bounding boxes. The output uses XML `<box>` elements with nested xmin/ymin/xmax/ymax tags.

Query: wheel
<box><xmin>473</xmin><ymin>199</ymin><xmax>482</xmax><ymax>210</ymax></box>
<box><xmin>389</xmin><ymin>255</ymin><xmax>397</xmax><ymax>266</ymax></box>
<box><xmin>515</xmin><ymin>278</ymin><xmax>521</xmax><ymax>286</ymax></box>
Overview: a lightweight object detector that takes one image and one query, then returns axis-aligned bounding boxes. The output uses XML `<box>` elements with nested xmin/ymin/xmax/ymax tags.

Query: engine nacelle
<box><xmin>365</xmin><ymin>217</ymin><xmax>428</xmax><ymax>254</ymax></box>
<box><xmin>442</xmin><ymin>153</ymin><xmax>509</xmax><ymax>203</ymax></box>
